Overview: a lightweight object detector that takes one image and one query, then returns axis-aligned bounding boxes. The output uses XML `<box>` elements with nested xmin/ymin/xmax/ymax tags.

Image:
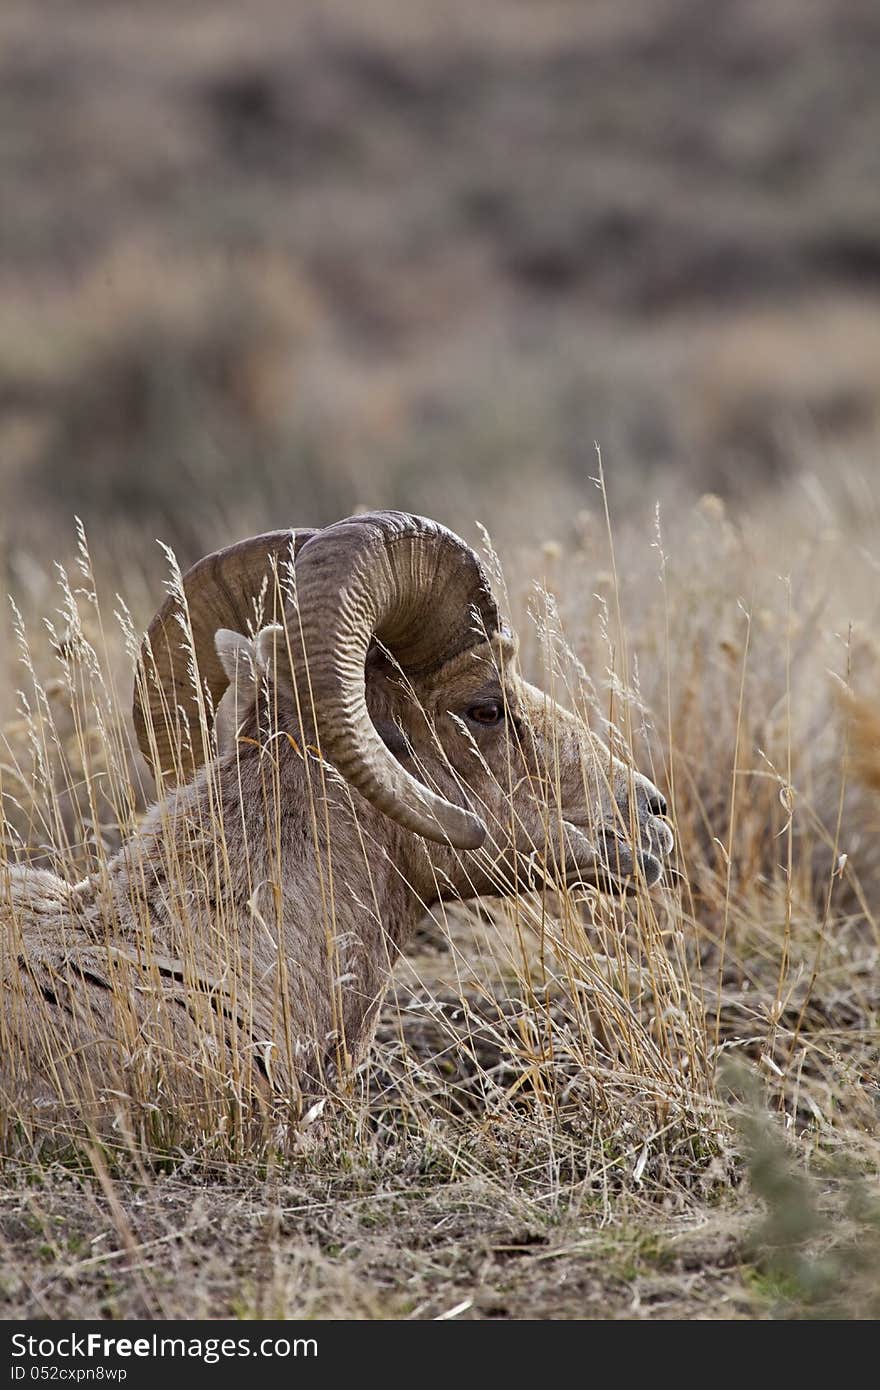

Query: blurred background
<box><xmin>1</xmin><ymin>0</ymin><xmax>879</xmax><ymax>578</ymax></box>
<box><xmin>3</xmin><ymin>2</ymin><xmax>880</xmax><ymax>1318</ymax></box>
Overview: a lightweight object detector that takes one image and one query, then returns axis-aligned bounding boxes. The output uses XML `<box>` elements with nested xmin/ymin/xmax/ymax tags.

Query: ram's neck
<box><xmin>102</xmin><ymin>738</ymin><xmax>428</xmax><ymax>1089</ymax></box>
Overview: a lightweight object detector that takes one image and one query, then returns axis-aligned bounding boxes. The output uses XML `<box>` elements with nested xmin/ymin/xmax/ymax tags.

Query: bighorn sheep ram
<box><xmin>1</xmin><ymin>512</ymin><xmax>672</xmax><ymax>1126</ymax></box>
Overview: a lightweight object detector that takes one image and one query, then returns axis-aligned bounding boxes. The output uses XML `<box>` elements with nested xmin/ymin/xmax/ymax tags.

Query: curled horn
<box><xmin>274</xmin><ymin>511</ymin><xmax>499</xmax><ymax>848</ymax></box>
<box><xmin>134</xmin><ymin>512</ymin><xmax>499</xmax><ymax>849</ymax></box>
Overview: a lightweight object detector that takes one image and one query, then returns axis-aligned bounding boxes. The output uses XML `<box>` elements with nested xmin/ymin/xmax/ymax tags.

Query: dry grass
<box><xmin>2</xmin><ymin>0</ymin><xmax>879</xmax><ymax>1324</ymax></box>
<box><xmin>1</xmin><ymin>469</ymin><xmax>878</xmax><ymax>1320</ymax></box>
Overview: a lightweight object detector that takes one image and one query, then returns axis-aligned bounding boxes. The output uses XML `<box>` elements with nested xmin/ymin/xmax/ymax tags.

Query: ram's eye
<box><xmin>466</xmin><ymin>700</ymin><xmax>504</xmax><ymax>726</ymax></box>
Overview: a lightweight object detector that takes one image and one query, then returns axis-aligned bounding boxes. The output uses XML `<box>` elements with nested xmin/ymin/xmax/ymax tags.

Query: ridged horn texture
<box><xmin>282</xmin><ymin>511</ymin><xmax>499</xmax><ymax>849</ymax></box>
<box><xmin>134</xmin><ymin>512</ymin><xmax>500</xmax><ymax>850</ymax></box>
<box><xmin>134</xmin><ymin>529</ymin><xmax>316</xmax><ymax>785</ymax></box>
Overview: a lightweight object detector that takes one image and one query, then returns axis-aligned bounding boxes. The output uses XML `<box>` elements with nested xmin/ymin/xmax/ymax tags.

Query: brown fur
<box><xmin>1</xmin><ymin>631</ymin><xmax>672</xmax><ymax>1126</ymax></box>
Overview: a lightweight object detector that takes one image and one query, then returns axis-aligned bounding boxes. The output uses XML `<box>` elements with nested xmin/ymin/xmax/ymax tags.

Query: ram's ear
<box><xmin>215</xmin><ymin>628</ymin><xmax>255</xmax><ymax>682</ymax></box>
<box><xmin>214</xmin><ymin>629</ymin><xmax>257</xmax><ymax>756</ymax></box>
<box><xmin>254</xmin><ymin>621</ymin><xmax>302</xmax><ymax>701</ymax></box>
<box><xmin>254</xmin><ymin>623</ymin><xmax>286</xmax><ymax>676</ymax></box>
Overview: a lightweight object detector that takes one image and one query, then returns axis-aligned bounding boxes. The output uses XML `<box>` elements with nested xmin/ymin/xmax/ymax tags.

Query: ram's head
<box><xmin>135</xmin><ymin>512</ymin><xmax>673</xmax><ymax>898</ymax></box>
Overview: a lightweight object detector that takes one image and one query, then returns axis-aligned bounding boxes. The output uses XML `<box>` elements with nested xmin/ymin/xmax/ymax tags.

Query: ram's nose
<box><xmin>639</xmin><ymin>783</ymin><xmax>672</xmax><ymax>856</ymax></box>
<box><xmin>631</xmin><ymin>777</ymin><xmax>674</xmax><ymax>862</ymax></box>
<box><xmin>633</xmin><ymin>774</ymin><xmax>666</xmax><ymax>818</ymax></box>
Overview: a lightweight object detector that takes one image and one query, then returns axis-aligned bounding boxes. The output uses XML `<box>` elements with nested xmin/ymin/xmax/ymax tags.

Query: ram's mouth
<box><xmin>563</xmin><ymin>816</ymin><xmax>673</xmax><ymax>893</ymax></box>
